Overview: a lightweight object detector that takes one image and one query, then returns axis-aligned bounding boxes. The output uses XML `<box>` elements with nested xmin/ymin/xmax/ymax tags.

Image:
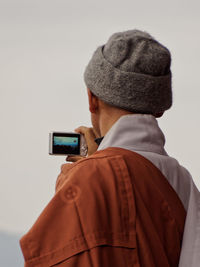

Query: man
<box><xmin>20</xmin><ymin>30</ymin><xmax>200</xmax><ymax>266</ymax></box>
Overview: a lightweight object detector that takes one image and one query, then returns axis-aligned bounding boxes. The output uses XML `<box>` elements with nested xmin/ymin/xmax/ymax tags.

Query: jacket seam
<box><xmin>74</xmin><ymin>200</ymin><xmax>94</xmax><ymax>267</ymax></box>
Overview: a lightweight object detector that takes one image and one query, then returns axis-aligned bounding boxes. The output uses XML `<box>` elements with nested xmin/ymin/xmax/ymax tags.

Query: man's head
<box><xmin>84</xmin><ymin>29</ymin><xmax>172</xmax><ymax>136</ymax></box>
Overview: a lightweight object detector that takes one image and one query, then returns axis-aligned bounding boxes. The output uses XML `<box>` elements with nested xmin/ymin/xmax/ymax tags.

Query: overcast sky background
<box><xmin>0</xmin><ymin>0</ymin><xmax>199</xmax><ymax>238</ymax></box>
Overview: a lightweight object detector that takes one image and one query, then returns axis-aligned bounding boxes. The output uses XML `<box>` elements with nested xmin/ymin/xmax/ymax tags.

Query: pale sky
<box><xmin>0</xmin><ymin>0</ymin><xmax>199</xmax><ymax>234</ymax></box>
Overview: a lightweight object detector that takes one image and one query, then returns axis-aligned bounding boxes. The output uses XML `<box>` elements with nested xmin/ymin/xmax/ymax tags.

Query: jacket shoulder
<box><xmin>20</xmin><ymin>150</ymin><xmax>136</xmax><ymax>266</ymax></box>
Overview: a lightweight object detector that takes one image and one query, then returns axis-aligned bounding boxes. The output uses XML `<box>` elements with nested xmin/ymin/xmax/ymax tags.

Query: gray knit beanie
<box><xmin>84</xmin><ymin>30</ymin><xmax>172</xmax><ymax>114</ymax></box>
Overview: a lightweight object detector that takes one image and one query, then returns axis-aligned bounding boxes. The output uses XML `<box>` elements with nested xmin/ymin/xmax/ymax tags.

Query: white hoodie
<box><xmin>98</xmin><ymin>114</ymin><xmax>200</xmax><ymax>267</ymax></box>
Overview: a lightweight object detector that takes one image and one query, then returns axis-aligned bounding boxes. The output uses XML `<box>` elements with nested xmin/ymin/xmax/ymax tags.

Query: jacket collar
<box><xmin>98</xmin><ymin>114</ymin><xmax>168</xmax><ymax>156</ymax></box>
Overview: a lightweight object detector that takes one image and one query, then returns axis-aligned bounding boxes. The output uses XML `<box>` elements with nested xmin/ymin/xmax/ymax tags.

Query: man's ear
<box><xmin>87</xmin><ymin>88</ymin><xmax>99</xmax><ymax>113</ymax></box>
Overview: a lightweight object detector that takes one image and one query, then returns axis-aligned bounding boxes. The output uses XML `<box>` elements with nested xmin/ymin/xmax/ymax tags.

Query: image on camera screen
<box><xmin>53</xmin><ymin>136</ymin><xmax>80</xmax><ymax>155</ymax></box>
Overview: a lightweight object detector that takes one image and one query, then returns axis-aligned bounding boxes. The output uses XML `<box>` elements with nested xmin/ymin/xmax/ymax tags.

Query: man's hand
<box><xmin>66</xmin><ymin>126</ymin><xmax>99</xmax><ymax>163</ymax></box>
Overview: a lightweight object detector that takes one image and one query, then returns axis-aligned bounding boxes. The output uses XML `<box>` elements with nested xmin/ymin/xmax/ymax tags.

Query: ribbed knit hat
<box><xmin>84</xmin><ymin>30</ymin><xmax>172</xmax><ymax>114</ymax></box>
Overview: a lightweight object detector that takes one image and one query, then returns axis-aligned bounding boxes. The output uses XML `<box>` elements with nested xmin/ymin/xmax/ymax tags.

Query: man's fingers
<box><xmin>74</xmin><ymin>126</ymin><xmax>88</xmax><ymax>135</ymax></box>
<box><xmin>75</xmin><ymin>126</ymin><xmax>99</xmax><ymax>139</ymax></box>
<box><xmin>74</xmin><ymin>126</ymin><xmax>99</xmax><ymax>156</ymax></box>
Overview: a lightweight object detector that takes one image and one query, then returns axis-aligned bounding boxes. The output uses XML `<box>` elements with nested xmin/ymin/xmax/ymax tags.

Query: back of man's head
<box><xmin>84</xmin><ymin>29</ymin><xmax>172</xmax><ymax>115</ymax></box>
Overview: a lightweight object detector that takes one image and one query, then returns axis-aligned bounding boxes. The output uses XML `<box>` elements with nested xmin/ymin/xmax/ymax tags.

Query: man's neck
<box><xmin>99</xmin><ymin>108</ymin><xmax>133</xmax><ymax>136</ymax></box>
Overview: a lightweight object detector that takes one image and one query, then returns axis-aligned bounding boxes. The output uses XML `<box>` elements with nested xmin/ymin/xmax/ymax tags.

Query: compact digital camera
<box><xmin>49</xmin><ymin>132</ymin><xmax>88</xmax><ymax>156</ymax></box>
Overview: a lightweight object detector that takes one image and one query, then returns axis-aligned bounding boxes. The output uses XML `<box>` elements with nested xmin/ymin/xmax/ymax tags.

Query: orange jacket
<box><xmin>20</xmin><ymin>148</ymin><xmax>186</xmax><ymax>266</ymax></box>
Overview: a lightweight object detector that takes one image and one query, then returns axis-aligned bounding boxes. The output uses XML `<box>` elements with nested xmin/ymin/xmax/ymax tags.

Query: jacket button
<box><xmin>63</xmin><ymin>185</ymin><xmax>79</xmax><ymax>202</ymax></box>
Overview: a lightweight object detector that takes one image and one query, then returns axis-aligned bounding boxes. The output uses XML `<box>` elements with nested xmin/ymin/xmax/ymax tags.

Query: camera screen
<box><xmin>53</xmin><ymin>134</ymin><xmax>80</xmax><ymax>155</ymax></box>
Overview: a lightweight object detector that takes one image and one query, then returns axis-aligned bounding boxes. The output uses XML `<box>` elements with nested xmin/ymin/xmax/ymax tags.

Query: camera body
<box><xmin>49</xmin><ymin>132</ymin><xmax>88</xmax><ymax>156</ymax></box>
